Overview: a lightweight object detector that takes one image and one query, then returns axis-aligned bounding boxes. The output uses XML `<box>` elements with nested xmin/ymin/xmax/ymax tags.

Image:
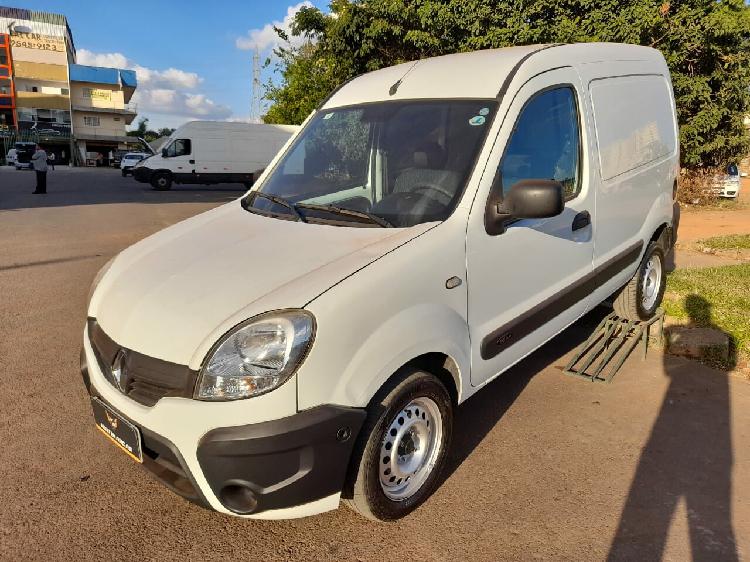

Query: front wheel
<box><xmin>343</xmin><ymin>369</ymin><xmax>453</xmax><ymax>521</ymax></box>
<box><xmin>613</xmin><ymin>241</ymin><xmax>666</xmax><ymax>320</ymax></box>
<box><xmin>150</xmin><ymin>172</ymin><xmax>172</xmax><ymax>191</ymax></box>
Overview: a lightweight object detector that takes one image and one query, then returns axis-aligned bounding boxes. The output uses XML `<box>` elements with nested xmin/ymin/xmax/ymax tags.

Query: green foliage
<box><xmin>698</xmin><ymin>234</ymin><xmax>750</xmax><ymax>250</ymax></box>
<box><xmin>126</xmin><ymin>118</ymin><xmax>175</xmax><ymax>142</ymax></box>
<box><xmin>264</xmin><ymin>0</ymin><xmax>750</xmax><ymax>169</ymax></box>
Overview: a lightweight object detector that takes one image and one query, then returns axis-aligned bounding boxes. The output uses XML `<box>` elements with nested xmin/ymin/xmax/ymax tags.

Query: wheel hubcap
<box><xmin>641</xmin><ymin>254</ymin><xmax>662</xmax><ymax>311</ymax></box>
<box><xmin>379</xmin><ymin>397</ymin><xmax>443</xmax><ymax>501</ymax></box>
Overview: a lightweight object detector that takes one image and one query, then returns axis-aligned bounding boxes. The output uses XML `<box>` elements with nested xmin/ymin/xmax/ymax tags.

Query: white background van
<box><xmin>132</xmin><ymin>121</ymin><xmax>299</xmax><ymax>190</ymax></box>
<box><xmin>83</xmin><ymin>43</ymin><xmax>678</xmax><ymax>522</ymax></box>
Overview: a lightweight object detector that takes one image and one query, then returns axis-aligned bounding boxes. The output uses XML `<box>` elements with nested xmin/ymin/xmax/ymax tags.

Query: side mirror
<box><xmin>161</xmin><ymin>148</ymin><xmax>168</xmax><ymax>158</ymax></box>
<box><xmin>485</xmin><ymin>179</ymin><xmax>565</xmax><ymax>235</ymax></box>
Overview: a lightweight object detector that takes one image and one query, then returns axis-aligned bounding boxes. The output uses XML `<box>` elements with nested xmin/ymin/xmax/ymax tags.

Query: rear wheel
<box><xmin>613</xmin><ymin>241</ymin><xmax>665</xmax><ymax>320</ymax></box>
<box><xmin>343</xmin><ymin>369</ymin><xmax>453</xmax><ymax>521</ymax></box>
<box><xmin>151</xmin><ymin>172</ymin><xmax>172</xmax><ymax>191</ymax></box>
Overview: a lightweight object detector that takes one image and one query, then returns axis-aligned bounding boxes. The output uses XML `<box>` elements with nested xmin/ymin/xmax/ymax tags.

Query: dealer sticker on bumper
<box><xmin>91</xmin><ymin>397</ymin><xmax>143</xmax><ymax>463</ymax></box>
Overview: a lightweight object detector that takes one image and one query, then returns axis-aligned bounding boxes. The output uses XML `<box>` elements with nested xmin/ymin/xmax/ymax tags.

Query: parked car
<box><xmin>14</xmin><ymin>142</ymin><xmax>36</xmax><ymax>170</ymax></box>
<box><xmin>131</xmin><ymin>121</ymin><xmax>299</xmax><ymax>190</ymax></box>
<box><xmin>82</xmin><ymin>43</ymin><xmax>678</xmax><ymax>522</ymax></box>
<box><xmin>709</xmin><ymin>164</ymin><xmax>741</xmax><ymax>198</ymax></box>
<box><xmin>120</xmin><ymin>152</ymin><xmax>150</xmax><ymax>176</ymax></box>
<box><xmin>5</xmin><ymin>148</ymin><xmax>17</xmax><ymax>166</ymax></box>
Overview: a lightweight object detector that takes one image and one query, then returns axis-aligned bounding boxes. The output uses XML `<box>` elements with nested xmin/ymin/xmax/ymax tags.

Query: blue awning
<box><xmin>69</xmin><ymin>64</ymin><xmax>137</xmax><ymax>88</ymax></box>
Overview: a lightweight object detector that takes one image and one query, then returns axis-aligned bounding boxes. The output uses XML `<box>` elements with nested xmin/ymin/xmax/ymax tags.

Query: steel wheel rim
<box><xmin>641</xmin><ymin>253</ymin><xmax>662</xmax><ymax>311</ymax></box>
<box><xmin>378</xmin><ymin>396</ymin><xmax>443</xmax><ymax>502</ymax></box>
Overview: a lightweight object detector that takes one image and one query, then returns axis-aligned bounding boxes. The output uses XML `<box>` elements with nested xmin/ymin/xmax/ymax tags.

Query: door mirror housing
<box><xmin>161</xmin><ymin>148</ymin><xmax>168</xmax><ymax>158</ymax></box>
<box><xmin>485</xmin><ymin>179</ymin><xmax>565</xmax><ymax>235</ymax></box>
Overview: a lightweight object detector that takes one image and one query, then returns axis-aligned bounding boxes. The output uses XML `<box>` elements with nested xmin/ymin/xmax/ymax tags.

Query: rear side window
<box><xmin>499</xmin><ymin>87</ymin><xmax>581</xmax><ymax>199</ymax></box>
<box><xmin>590</xmin><ymin>75</ymin><xmax>675</xmax><ymax>181</ymax></box>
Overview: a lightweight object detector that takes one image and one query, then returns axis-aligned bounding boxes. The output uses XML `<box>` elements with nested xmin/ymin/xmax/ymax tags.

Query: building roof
<box><xmin>323</xmin><ymin>43</ymin><xmax>663</xmax><ymax>109</ymax></box>
<box><xmin>69</xmin><ymin>64</ymin><xmax>137</xmax><ymax>88</ymax></box>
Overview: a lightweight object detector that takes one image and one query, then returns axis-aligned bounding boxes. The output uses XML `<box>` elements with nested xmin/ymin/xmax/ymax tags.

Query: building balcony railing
<box><xmin>17</xmin><ymin>119</ymin><xmax>71</xmax><ymax>140</ymax></box>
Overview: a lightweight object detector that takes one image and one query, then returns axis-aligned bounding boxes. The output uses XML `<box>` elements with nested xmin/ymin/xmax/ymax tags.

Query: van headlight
<box><xmin>195</xmin><ymin>310</ymin><xmax>315</xmax><ymax>401</ymax></box>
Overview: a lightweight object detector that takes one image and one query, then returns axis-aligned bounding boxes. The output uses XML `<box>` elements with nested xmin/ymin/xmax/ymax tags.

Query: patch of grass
<box><xmin>663</xmin><ymin>264</ymin><xmax>750</xmax><ymax>368</ymax></box>
<box><xmin>698</xmin><ymin>234</ymin><xmax>750</xmax><ymax>251</ymax></box>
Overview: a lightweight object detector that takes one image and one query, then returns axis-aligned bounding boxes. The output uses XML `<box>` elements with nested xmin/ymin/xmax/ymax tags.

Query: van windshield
<box><xmin>246</xmin><ymin>100</ymin><xmax>497</xmax><ymax>228</ymax></box>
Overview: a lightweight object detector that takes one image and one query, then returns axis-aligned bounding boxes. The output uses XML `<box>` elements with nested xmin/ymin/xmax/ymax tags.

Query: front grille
<box><xmin>87</xmin><ymin>318</ymin><xmax>198</xmax><ymax>406</ymax></box>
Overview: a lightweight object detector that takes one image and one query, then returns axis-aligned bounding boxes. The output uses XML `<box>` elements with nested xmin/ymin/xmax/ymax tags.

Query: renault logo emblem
<box><xmin>111</xmin><ymin>349</ymin><xmax>127</xmax><ymax>392</ymax></box>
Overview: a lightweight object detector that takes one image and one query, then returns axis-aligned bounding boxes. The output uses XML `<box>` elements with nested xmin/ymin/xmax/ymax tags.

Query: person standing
<box><xmin>31</xmin><ymin>144</ymin><xmax>48</xmax><ymax>194</ymax></box>
<box><xmin>48</xmin><ymin>151</ymin><xmax>55</xmax><ymax>170</ymax></box>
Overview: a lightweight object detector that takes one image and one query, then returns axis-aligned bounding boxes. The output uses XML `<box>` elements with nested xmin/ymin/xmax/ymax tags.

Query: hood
<box><xmin>92</xmin><ymin>202</ymin><xmax>431</xmax><ymax>367</ymax></box>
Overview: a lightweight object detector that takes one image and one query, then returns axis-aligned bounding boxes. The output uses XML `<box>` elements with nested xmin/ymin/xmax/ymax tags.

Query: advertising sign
<box><xmin>10</xmin><ymin>32</ymin><xmax>65</xmax><ymax>52</ymax></box>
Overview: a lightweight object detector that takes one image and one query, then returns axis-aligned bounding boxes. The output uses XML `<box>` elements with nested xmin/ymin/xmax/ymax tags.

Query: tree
<box><xmin>126</xmin><ymin>117</ymin><xmax>170</xmax><ymax>142</ymax></box>
<box><xmin>265</xmin><ymin>0</ymin><xmax>750</xmax><ymax>169</ymax></box>
<box><xmin>126</xmin><ymin>117</ymin><xmax>152</xmax><ymax>138</ymax></box>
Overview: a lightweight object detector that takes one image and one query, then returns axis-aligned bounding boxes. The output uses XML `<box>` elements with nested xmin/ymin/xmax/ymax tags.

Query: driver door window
<box><xmin>500</xmin><ymin>87</ymin><xmax>580</xmax><ymax>200</ymax></box>
<box><xmin>165</xmin><ymin>139</ymin><xmax>191</xmax><ymax>158</ymax></box>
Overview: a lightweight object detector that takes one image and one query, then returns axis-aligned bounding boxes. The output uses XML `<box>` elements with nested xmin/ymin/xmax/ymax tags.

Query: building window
<box><xmin>61</xmin><ymin>88</ymin><xmax>69</xmax><ymax>95</ymax></box>
<box><xmin>113</xmin><ymin>117</ymin><xmax>120</xmax><ymax>121</ymax></box>
<box><xmin>84</xmin><ymin>116</ymin><xmax>101</xmax><ymax>127</ymax></box>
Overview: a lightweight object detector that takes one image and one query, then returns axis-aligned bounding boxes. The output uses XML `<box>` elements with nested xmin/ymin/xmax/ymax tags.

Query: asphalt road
<box><xmin>1</xmin><ymin>167</ymin><xmax>748</xmax><ymax>561</ymax></box>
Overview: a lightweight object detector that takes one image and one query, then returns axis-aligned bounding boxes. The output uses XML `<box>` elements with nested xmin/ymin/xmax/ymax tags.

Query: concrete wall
<box><xmin>73</xmin><ymin>110</ymin><xmax>128</xmax><ymax>138</ymax></box>
<box><xmin>70</xmin><ymin>81</ymin><xmax>125</xmax><ymax>110</ymax></box>
<box><xmin>16</xmin><ymin>90</ymin><xmax>69</xmax><ymax>110</ymax></box>
<box><xmin>13</xmin><ymin>60</ymin><xmax>67</xmax><ymax>82</ymax></box>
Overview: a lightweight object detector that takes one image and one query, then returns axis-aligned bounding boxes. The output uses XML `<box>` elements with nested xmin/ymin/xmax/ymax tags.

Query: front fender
<box><xmin>297</xmin><ymin>303</ymin><xmax>470</xmax><ymax>410</ymax></box>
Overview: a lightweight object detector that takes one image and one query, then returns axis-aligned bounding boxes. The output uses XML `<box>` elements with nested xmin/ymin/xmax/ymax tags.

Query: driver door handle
<box><xmin>572</xmin><ymin>210</ymin><xmax>591</xmax><ymax>231</ymax></box>
<box><xmin>189</xmin><ymin>159</ymin><xmax>195</xmax><ymax>164</ymax></box>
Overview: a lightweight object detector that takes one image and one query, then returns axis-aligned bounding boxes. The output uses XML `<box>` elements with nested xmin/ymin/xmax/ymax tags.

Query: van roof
<box><xmin>175</xmin><ymin>121</ymin><xmax>299</xmax><ymax>134</ymax></box>
<box><xmin>322</xmin><ymin>42</ymin><xmax>664</xmax><ymax>108</ymax></box>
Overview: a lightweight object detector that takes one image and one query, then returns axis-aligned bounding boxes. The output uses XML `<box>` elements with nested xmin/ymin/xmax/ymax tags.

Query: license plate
<box><xmin>91</xmin><ymin>397</ymin><xmax>143</xmax><ymax>463</ymax></box>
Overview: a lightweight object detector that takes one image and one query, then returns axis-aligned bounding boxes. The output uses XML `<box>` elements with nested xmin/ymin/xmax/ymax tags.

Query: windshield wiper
<box><xmin>295</xmin><ymin>203</ymin><xmax>393</xmax><ymax>228</ymax></box>
<box><xmin>246</xmin><ymin>192</ymin><xmax>306</xmax><ymax>222</ymax></box>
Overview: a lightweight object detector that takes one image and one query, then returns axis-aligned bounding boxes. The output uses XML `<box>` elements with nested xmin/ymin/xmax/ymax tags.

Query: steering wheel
<box><xmin>410</xmin><ymin>184</ymin><xmax>454</xmax><ymax>205</ymax></box>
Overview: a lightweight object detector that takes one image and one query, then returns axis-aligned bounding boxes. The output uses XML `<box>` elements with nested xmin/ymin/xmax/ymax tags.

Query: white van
<box><xmin>5</xmin><ymin>148</ymin><xmax>17</xmax><ymax>166</ymax></box>
<box><xmin>132</xmin><ymin>121</ymin><xmax>299</xmax><ymax>190</ymax></box>
<box><xmin>82</xmin><ymin>43</ymin><xmax>678</xmax><ymax>521</ymax></box>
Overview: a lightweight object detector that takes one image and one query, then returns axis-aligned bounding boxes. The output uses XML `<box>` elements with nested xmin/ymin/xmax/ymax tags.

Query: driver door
<box><xmin>466</xmin><ymin>67</ymin><xmax>595</xmax><ymax>386</ymax></box>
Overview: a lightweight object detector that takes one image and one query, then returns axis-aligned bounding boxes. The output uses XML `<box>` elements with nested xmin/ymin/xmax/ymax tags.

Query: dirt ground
<box><xmin>671</xmin><ymin>178</ymin><xmax>750</xmax><ymax>269</ymax></box>
<box><xmin>677</xmin><ymin>178</ymin><xmax>750</xmax><ymax>244</ymax></box>
<box><xmin>1</xmin><ymin>168</ymin><xmax>748</xmax><ymax>561</ymax></box>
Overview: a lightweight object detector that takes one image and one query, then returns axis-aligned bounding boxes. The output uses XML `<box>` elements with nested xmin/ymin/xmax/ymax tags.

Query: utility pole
<box><xmin>250</xmin><ymin>48</ymin><xmax>261</xmax><ymax>123</ymax></box>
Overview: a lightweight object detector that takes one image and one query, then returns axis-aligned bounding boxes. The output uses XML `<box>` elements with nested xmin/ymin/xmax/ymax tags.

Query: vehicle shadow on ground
<box><xmin>0</xmin><ymin>169</ymin><xmax>243</xmax><ymax>211</ymax></box>
<box><xmin>608</xmin><ymin>294</ymin><xmax>738</xmax><ymax>561</ymax></box>
<box><xmin>441</xmin><ymin>307</ymin><xmax>609</xmax><ymax>483</ymax></box>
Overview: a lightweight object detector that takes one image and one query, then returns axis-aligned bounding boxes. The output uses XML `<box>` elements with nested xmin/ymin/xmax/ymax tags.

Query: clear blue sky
<box><xmin>8</xmin><ymin>1</ymin><xmax>326</xmax><ymax>129</ymax></box>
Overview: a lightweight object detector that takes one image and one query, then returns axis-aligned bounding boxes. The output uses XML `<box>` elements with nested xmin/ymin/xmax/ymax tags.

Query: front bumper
<box><xmin>132</xmin><ymin>166</ymin><xmax>152</xmax><ymax>183</ymax></box>
<box><xmin>81</xmin><ymin>328</ymin><xmax>366</xmax><ymax>518</ymax></box>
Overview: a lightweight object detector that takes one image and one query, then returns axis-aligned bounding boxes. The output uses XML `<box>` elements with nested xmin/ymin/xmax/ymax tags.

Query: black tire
<box><xmin>151</xmin><ymin>172</ymin><xmax>172</xmax><ymax>191</ymax></box>
<box><xmin>613</xmin><ymin>241</ymin><xmax>666</xmax><ymax>321</ymax></box>
<box><xmin>343</xmin><ymin>369</ymin><xmax>453</xmax><ymax>521</ymax></box>
<box><xmin>121</xmin><ymin>170</ymin><xmax>127</xmax><ymax>177</ymax></box>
